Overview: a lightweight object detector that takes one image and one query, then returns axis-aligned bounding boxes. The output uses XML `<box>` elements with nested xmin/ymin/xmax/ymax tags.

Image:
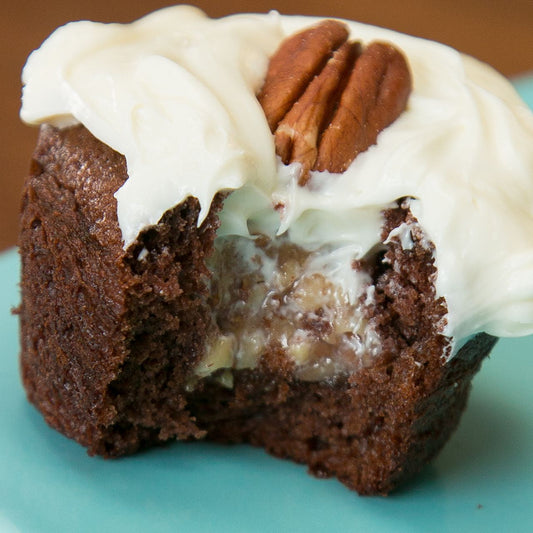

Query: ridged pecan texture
<box><xmin>258</xmin><ymin>20</ymin><xmax>412</xmax><ymax>186</ymax></box>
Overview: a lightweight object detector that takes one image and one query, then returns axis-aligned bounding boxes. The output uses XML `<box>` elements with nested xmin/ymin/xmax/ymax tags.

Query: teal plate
<box><xmin>2</xmin><ymin>77</ymin><xmax>533</xmax><ymax>533</ymax></box>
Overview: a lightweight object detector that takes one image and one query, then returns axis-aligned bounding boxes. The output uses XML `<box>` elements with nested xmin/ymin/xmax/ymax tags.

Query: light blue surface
<box><xmin>2</xmin><ymin>77</ymin><xmax>533</xmax><ymax>533</ymax></box>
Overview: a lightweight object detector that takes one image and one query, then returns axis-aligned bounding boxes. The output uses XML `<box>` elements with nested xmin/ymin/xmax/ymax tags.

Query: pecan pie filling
<box><xmin>194</xmin><ymin>234</ymin><xmax>380</xmax><ymax>385</ymax></box>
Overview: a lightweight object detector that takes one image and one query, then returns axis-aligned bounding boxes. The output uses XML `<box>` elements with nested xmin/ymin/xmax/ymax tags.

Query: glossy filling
<box><xmin>192</xmin><ymin>233</ymin><xmax>381</xmax><ymax>386</ymax></box>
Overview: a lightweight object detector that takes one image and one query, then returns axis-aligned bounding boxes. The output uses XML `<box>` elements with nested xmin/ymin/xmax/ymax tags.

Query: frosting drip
<box><xmin>20</xmin><ymin>6</ymin><xmax>533</xmax><ymax>341</ymax></box>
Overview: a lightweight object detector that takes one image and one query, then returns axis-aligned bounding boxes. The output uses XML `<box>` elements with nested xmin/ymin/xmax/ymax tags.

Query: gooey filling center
<box><xmin>192</xmin><ymin>233</ymin><xmax>382</xmax><ymax>386</ymax></box>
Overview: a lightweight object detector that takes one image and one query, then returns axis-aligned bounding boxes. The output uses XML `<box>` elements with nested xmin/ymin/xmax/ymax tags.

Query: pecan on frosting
<box><xmin>258</xmin><ymin>20</ymin><xmax>412</xmax><ymax>186</ymax></box>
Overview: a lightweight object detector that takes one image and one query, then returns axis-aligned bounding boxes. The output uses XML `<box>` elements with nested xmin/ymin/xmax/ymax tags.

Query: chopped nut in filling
<box><xmin>193</xmin><ymin>234</ymin><xmax>382</xmax><ymax>385</ymax></box>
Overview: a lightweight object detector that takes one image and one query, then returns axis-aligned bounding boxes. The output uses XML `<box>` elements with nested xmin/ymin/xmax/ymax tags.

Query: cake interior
<box><xmin>117</xmin><ymin>175</ymin><xmax>470</xmax><ymax>495</ymax></box>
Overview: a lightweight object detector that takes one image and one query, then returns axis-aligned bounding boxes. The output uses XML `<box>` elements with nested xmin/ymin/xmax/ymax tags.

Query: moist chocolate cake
<box><xmin>18</xmin><ymin>7</ymin><xmax>533</xmax><ymax>495</ymax></box>
<box><xmin>19</xmin><ymin>123</ymin><xmax>496</xmax><ymax>494</ymax></box>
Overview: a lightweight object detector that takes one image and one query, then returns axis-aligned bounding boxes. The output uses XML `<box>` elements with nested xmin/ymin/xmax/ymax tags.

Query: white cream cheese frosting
<box><xmin>20</xmin><ymin>5</ymin><xmax>533</xmax><ymax>342</ymax></box>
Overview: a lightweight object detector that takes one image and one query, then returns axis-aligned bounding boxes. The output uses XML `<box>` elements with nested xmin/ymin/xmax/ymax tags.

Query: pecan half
<box><xmin>316</xmin><ymin>42</ymin><xmax>412</xmax><ymax>173</ymax></box>
<box><xmin>274</xmin><ymin>41</ymin><xmax>361</xmax><ymax>181</ymax></box>
<box><xmin>258</xmin><ymin>20</ymin><xmax>412</xmax><ymax>185</ymax></box>
<box><xmin>257</xmin><ymin>20</ymin><xmax>349</xmax><ymax>132</ymax></box>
